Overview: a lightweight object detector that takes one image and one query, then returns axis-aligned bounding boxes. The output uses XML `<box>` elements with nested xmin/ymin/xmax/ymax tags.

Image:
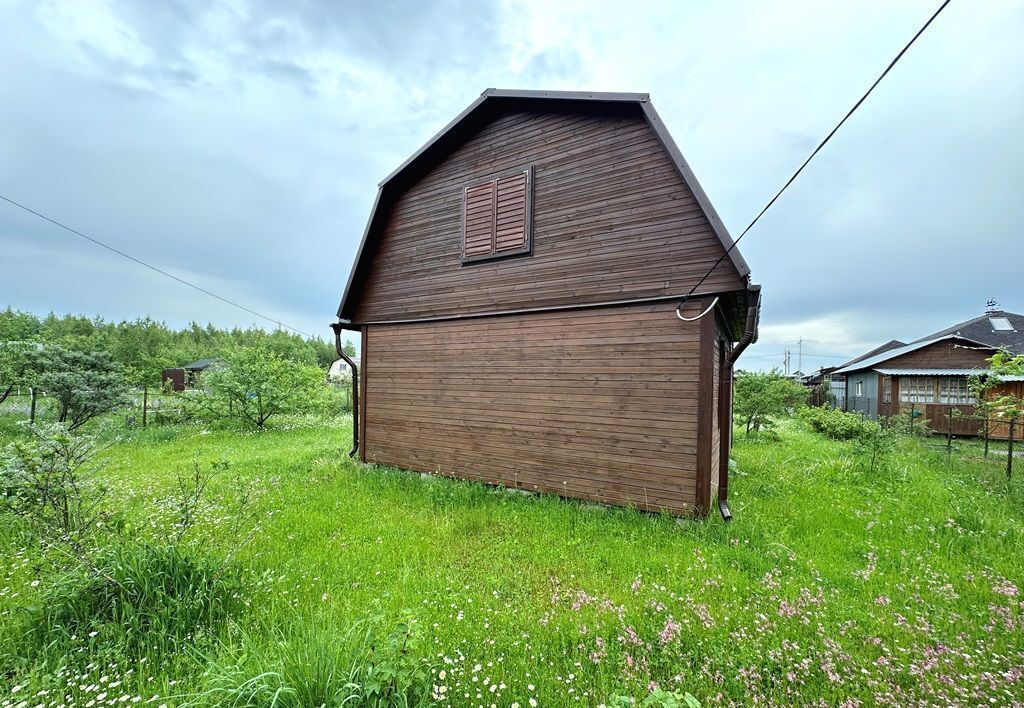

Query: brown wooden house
<box><xmin>833</xmin><ymin>309</ymin><xmax>1024</xmax><ymax>439</ymax></box>
<box><xmin>333</xmin><ymin>89</ymin><xmax>761</xmax><ymax>518</ymax></box>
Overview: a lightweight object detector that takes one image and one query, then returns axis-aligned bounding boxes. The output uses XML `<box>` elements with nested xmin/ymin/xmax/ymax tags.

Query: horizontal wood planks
<box><xmin>363</xmin><ymin>302</ymin><xmax>702</xmax><ymax>514</ymax></box>
<box><xmin>883</xmin><ymin>341</ymin><xmax>993</xmax><ymax>369</ymax></box>
<box><xmin>351</xmin><ymin>107</ymin><xmax>743</xmax><ymax>322</ymax></box>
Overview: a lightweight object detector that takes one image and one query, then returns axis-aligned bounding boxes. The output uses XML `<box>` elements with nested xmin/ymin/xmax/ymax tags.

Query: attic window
<box><xmin>990</xmin><ymin>317</ymin><xmax>1014</xmax><ymax>331</ymax></box>
<box><xmin>462</xmin><ymin>167</ymin><xmax>532</xmax><ymax>263</ymax></box>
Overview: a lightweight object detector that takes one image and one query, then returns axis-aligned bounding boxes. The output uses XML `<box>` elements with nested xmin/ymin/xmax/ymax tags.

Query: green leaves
<box><xmin>734</xmin><ymin>370</ymin><xmax>808</xmax><ymax>435</ymax></box>
<box><xmin>30</xmin><ymin>345</ymin><xmax>131</xmax><ymax>430</ymax></box>
<box><xmin>199</xmin><ymin>346</ymin><xmax>329</xmax><ymax>431</ymax></box>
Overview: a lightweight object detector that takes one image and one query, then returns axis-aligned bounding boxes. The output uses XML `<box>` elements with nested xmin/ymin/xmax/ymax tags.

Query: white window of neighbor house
<box><xmin>990</xmin><ymin>317</ymin><xmax>1015</xmax><ymax>331</ymax></box>
<box><xmin>855</xmin><ymin>380</ymin><xmax>863</xmax><ymax>397</ymax></box>
<box><xmin>939</xmin><ymin>377</ymin><xmax>976</xmax><ymax>405</ymax></box>
<box><xmin>900</xmin><ymin>377</ymin><xmax>937</xmax><ymax>404</ymax></box>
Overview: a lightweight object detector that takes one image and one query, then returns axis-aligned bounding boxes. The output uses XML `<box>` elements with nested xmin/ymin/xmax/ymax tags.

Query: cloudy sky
<box><xmin>1</xmin><ymin>0</ymin><xmax>1021</xmax><ymax>366</ymax></box>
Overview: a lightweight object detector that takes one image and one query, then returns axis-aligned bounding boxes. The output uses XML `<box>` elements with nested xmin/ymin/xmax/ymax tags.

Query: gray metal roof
<box><xmin>336</xmin><ymin>88</ymin><xmax>751</xmax><ymax>321</ymax></box>
<box><xmin>874</xmin><ymin>368</ymin><xmax>989</xmax><ymax>376</ymax></box>
<box><xmin>182</xmin><ymin>358</ymin><xmax>220</xmax><ymax>371</ymax></box>
<box><xmin>836</xmin><ymin>339</ymin><xmax>905</xmax><ymax>370</ymax></box>
<box><xmin>833</xmin><ymin>335</ymin><xmax>992</xmax><ymax>375</ymax></box>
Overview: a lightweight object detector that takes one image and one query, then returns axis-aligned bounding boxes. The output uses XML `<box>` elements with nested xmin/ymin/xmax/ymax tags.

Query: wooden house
<box><xmin>333</xmin><ymin>89</ymin><xmax>761</xmax><ymax>518</ymax></box>
<box><xmin>833</xmin><ymin>310</ymin><xmax>1024</xmax><ymax>438</ymax></box>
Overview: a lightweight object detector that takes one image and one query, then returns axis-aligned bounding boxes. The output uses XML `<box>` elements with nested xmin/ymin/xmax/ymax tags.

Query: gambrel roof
<box><xmin>337</xmin><ymin>89</ymin><xmax>751</xmax><ymax>320</ymax></box>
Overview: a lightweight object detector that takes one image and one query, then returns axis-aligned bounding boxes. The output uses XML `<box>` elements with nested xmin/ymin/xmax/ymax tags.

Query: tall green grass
<box><xmin>2</xmin><ymin>416</ymin><xmax>1023</xmax><ymax>705</ymax></box>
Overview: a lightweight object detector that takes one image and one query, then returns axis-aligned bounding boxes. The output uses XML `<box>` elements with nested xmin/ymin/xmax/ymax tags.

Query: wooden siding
<box><xmin>362</xmin><ymin>301</ymin><xmax>704</xmax><ymax>515</ymax></box>
<box><xmin>709</xmin><ymin>333</ymin><xmax>722</xmax><ymax>503</ymax></box>
<box><xmin>881</xmin><ymin>340</ymin><xmax>992</xmax><ymax>369</ymax></box>
<box><xmin>988</xmin><ymin>381</ymin><xmax>1024</xmax><ymax>441</ymax></box>
<box><xmin>351</xmin><ymin>107</ymin><xmax>744</xmax><ymax>323</ymax></box>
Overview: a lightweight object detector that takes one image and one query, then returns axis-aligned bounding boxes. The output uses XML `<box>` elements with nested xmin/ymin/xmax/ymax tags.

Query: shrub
<box><xmin>733</xmin><ymin>370</ymin><xmax>808</xmax><ymax>435</ymax></box>
<box><xmin>881</xmin><ymin>411</ymin><xmax>932</xmax><ymax>437</ymax></box>
<box><xmin>0</xmin><ymin>422</ymin><xmax>113</xmax><ymax>550</ymax></box>
<box><xmin>195</xmin><ymin>346</ymin><xmax>328</xmax><ymax>431</ymax></box>
<box><xmin>190</xmin><ymin>613</ymin><xmax>433</xmax><ymax>708</ymax></box>
<box><xmin>852</xmin><ymin>422</ymin><xmax>901</xmax><ymax>473</ymax></box>
<box><xmin>801</xmin><ymin>406</ymin><xmax>871</xmax><ymax>440</ymax></box>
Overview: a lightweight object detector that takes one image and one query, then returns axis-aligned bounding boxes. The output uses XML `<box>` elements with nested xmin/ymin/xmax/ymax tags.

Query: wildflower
<box><xmin>659</xmin><ymin>617</ymin><xmax>681</xmax><ymax>644</ymax></box>
<box><xmin>529</xmin><ymin>699</ymin><xmax>537</xmax><ymax>707</ymax></box>
<box><xmin>993</xmin><ymin>580</ymin><xmax>1019</xmax><ymax>597</ymax></box>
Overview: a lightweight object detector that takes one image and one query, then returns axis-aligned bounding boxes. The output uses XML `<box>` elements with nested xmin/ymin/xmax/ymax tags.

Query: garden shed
<box><xmin>333</xmin><ymin>89</ymin><xmax>760</xmax><ymax>518</ymax></box>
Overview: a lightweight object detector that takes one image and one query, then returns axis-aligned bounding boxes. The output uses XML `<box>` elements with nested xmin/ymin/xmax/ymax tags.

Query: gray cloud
<box><xmin>0</xmin><ymin>0</ymin><xmax>1021</xmax><ymax>362</ymax></box>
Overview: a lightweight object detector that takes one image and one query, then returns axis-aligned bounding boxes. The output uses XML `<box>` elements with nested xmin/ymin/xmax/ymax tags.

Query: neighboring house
<box><xmin>800</xmin><ymin>366</ymin><xmax>843</xmax><ymax>407</ymax></box>
<box><xmin>162</xmin><ymin>358</ymin><xmax>221</xmax><ymax>391</ymax></box>
<box><xmin>328</xmin><ymin>356</ymin><xmax>360</xmax><ymax>382</ymax></box>
<box><xmin>833</xmin><ymin>310</ymin><xmax>1024</xmax><ymax>436</ymax></box>
<box><xmin>335</xmin><ymin>89</ymin><xmax>761</xmax><ymax>518</ymax></box>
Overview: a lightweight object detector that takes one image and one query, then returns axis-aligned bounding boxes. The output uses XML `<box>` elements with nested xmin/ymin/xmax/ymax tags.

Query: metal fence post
<box><xmin>29</xmin><ymin>387</ymin><xmax>36</xmax><ymax>423</ymax></box>
<box><xmin>143</xmin><ymin>386</ymin><xmax>148</xmax><ymax>428</ymax></box>
<box><xmin>1008</xmin><ymin>418</ymin><xmax>1016</xmax><ymax>480</ymax></box>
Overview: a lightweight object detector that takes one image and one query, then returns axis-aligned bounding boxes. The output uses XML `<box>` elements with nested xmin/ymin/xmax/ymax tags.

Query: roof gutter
<box><xmin>718</xmin><ymin>284</ymin><xmax>761</xmax><ymax>521</ymax></box>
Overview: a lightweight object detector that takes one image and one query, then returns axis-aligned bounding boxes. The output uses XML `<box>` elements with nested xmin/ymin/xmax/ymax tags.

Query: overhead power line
<box><xmin>684</xmin><ymin>0</ymin><xmax>952</xmax><ymax>300</ymax></box>
<box><xmin>0</xmin><ymin>193</ymin><xmax>313</xmax><ymax>338</ymax></box>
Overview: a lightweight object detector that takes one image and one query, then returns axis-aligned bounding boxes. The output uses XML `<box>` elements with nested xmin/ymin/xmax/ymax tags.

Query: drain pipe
<box><xmin>330</xmin><ymin>322</ymin><xmax>359</xmax><ymax>458</ymax></box>
<box><xmin>718</xmin><ymin>285</ymin><xmax>761</xmax><ymax>521</ymax></box>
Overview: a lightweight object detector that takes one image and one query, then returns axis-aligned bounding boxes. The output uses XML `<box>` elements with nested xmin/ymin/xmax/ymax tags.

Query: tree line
<box><xmin>0</xmin><ymin>307</ymin><xmax>345</xmax><ymax>387</ymax></box>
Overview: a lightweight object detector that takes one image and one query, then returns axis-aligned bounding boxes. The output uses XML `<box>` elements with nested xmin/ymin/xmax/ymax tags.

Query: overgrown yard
<box><xmin>2</xmin><ymin>418</ymin><xmax>1024</xmax><ymax>706</ymax></box>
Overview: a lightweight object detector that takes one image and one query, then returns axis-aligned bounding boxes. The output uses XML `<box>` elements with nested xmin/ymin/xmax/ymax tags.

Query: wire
<box><xmin>684</xmin><ymin>0</ymin><xmax>952</xmax><ymax>300</ymax></box>
<box><xmin>0</xmin><ymin>193</ymin><xmax>314</xmax><ymax>338</ymax></box>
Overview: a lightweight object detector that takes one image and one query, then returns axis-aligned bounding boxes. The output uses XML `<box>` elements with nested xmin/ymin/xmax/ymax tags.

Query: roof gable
<box><xmin>834</xmin><ymin>335</ymin><xmax>993</xmax><ymax>375</ymax></box>
<box><xmin>337</xmin><ymin>89</ymin><xmax>751</xmax><ymax>321</ymax></box>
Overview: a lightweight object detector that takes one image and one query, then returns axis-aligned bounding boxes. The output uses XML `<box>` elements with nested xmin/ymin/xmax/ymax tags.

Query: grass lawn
<box><xmin>2</xmin><ymin>417</ymin><xmax>1024</xmax><ymax>706</ymax></box>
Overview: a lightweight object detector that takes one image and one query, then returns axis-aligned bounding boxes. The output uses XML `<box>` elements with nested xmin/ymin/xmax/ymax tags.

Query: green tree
<box><xmin>733</xmin><ymin>369</ymin><xmax>808</xmax><ymax>435</ymax></box>
<box><xmin>0</xmin><ymin>341</ymin><xmax>37</xmax><ymax>404</ymax></box>
<box><xmin>986</xmin><ymin>351</ymin><xmax>1024</xmax><ymax>479</ymax></box>
<box><xmin>200</xmin><ymin>346</ymin><xmax>326</xmax><ymax>430</ymax></box>
<box><xmin>32</xmin><ymin>346</ymin><xmax>131</xmax><ymax>430</ymax></box>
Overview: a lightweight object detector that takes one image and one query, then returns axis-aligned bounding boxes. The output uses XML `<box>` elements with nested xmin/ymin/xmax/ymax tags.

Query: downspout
<box><xmin>718</xmin><ymin>285</ymin><xmax>761</xmax><ymax>521</ymax></box>
<box><xmin>330</xmin><ymin>322</ymin><xmax>360</xmax><ymax>458</ymax></box>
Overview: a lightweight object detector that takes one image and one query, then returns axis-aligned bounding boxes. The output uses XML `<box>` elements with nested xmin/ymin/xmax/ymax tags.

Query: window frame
<box><xmin>899</xmin><ymin>376</ymin><xmax>937</xmax><ymax>404</ymax></box>
<box><xmin>460</xmin><ymin>166</ymin><xmax>534</xmax><ymax>265</ymax></box>
<box><xmin>938</xmin><ymin>376</ymin><xmax>976</xmax><ymax>405</ymax></box>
